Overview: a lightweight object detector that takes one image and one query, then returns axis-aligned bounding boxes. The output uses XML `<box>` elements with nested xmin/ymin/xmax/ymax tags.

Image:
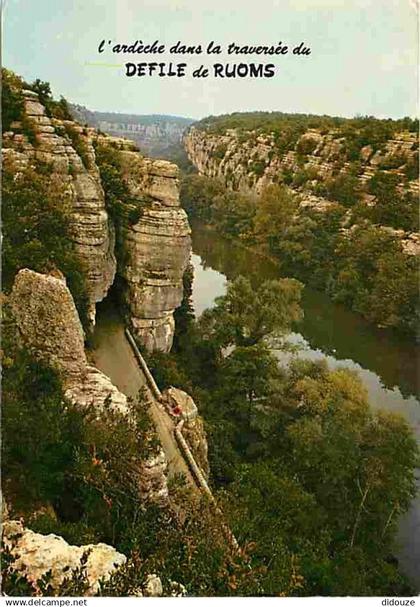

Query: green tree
<box><xmin>2</xmin><ymin>68</ymin><xmax>25</xmax><ymax>132</ymax></box>
<box><xmin>331</xmin><ymin>225</ymin><xmax>418</xmax><ymax>333</ymax></box>
<box><xmin>367</xmin><ymin>171</ymin><xmax>416</xmax><ymax>229</ymax></box>
<box><xmin>325</xmin><ymin>174</ymin><xmax>360</xmax><ymax>207</ymax></box>
<box><xmin>218</xmin><ymin>360</ymin><xmax>418</xmax><ymax>595</ymax></box>
<box><xmin>2</xmin><ymin>157</ymin><xmax>88</xmax><ymax>323</ymax></box>
<box><xmin>180</xmin><ymin>175</ymin><xmax>226</xmax><ymax>222</ymax></box>
<box><xmin>369</xmin><ymin>171</ymin><xmax>400</xmax><ymax>204</ymax></box>
<box><xmin>217</xmin><ymin>344</ymin><xmax>284</xmax><ymax>432</ymax></box>
<box><xmin>253</xmin><ymin>184</ymin><xmax>298</xmax><ymax>251</ymax></box>
<box><xmin>199</xmin><ymin>275</ymin><xmax>303</xmax><ymax>348</ymax></box>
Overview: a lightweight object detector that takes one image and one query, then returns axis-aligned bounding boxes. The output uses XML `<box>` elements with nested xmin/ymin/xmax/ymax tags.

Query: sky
<box><xmin>3</xmin><ymin>0</ymin><xmax>418</xmax><ymax>119</ymax></box>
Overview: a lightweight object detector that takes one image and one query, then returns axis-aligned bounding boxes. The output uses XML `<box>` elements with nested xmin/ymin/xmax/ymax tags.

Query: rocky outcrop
<box><xmin>9</xmin><ymin>268</ymin><xmax>169</xmax><ymax>503</ymax></box>
<box><xmin>3</xmin><ymin>90</ymin><xmax>116</xmax><ymax>326</ymax></box>
<box><xmin>69</xmin><ymin>104</ymin><xmax>193</xmax><ymax>157</ymax></box>
<box><xmin>162</xmin><ymin>387</ymin><xmax>209</xmax><ymax>478</ymax></box>
<box><xmin>115</xmin><ymin>151</ymin><xmax>191</xmax><ymax>352</ymax></box>
<box><xmin>3</xmin><ymin>518</ymin><xmax>186</xmax><ymax>597</ymax></box>
<box><xmin>3</xmin><ymin>520</ymin><xmax>126</xmax><ymax>595</ymax></box>
<box><xmin>3</xmin><ymin>89</ymin><xmax>191</xmax><ymax>348</ymax></box>
<box><xmin>185</xmin><ymin>126</ymin><xmax>419</xmax><ymax>255</ymax></box>
<box><xmin>180</xmin><ymin>415</ymin><xmax>210</xmax><ymax>479</ymax></box>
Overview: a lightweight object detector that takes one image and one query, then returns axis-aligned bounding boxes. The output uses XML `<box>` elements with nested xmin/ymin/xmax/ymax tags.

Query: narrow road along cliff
<box><xmin>91</xmin><ymin>300</ymin><xmax>195</xmax><ymax>486</ymax></box>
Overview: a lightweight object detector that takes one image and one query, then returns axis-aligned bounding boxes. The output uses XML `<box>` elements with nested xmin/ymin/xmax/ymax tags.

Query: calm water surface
<box><xmin>190</xmin><ymin>221</ymin><xmax>420</xmax><ymax>589</ymax></box>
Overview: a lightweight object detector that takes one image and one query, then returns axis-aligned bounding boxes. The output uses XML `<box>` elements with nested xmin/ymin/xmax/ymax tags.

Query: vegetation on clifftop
<box><xmin>181</xmin><ymin>176</ymin><xmax>419</xmax><ymax>336</ymax></box>
<box><xmin>2</xmin><ymin>68</ymin><xmax>72</xmax><ymax>134</ymax></box>
<box><xmin>195</xmin><ymin>111</ymin><xmax>418</xmax><ymax>157</ymax></box>
<box><xmin>3</xmin><ymin>307</ymin><xmax>260</xmax><ymax>597</ymax></box>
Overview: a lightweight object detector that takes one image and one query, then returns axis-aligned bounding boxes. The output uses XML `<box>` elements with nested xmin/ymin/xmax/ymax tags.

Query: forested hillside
<box><xmin>183</xmin><ymin>112</ymin><xmax>419</xmax><ymax>336</ymax></box>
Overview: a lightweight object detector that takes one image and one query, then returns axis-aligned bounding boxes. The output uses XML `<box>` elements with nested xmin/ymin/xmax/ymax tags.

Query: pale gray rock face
<box><xmin>4</xmin><ymin>520</ymin><xmax>182</xmax><ymax>597</ymax></box>
<box><xmin>9</xmin><ymin>269</ymin><xmax>87</xmax><ymax>380</ymax></box>
<box><xmin>184</xmin><ymin>126</ymin><xmax>419</xmax><ymax>197</ymax></box>
<box><xmin>9</xmin><ymin>269</ymin><xmax>169</xmax><ymax>503</ymax></box>
<box><xmin>116</xmin><ymin>150</ymin><xmax>191</xmax><ymax>352</ymax></box>
<box><xmin>3</xmin><ymin>91</ymin><xmax>116</xmax><ymax>327</ymax></box>
<box><xmin>184</xmin><ymin>126</ymin><xmax>419</xmax><ymax>253</ymax></box>
<box><xmin>3</xmin><ymin>520</ymin><xmax>126</xmax><ymax>595</ymax></box>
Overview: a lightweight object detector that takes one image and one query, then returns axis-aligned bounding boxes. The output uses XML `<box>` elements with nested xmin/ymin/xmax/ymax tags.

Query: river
<box><xmin>189</xmin><ymin>220</ymin><xmax>420</xmax><ymax>589</ymax></box>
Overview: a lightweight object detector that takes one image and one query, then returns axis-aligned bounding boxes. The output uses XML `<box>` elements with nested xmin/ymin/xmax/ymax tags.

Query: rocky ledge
<box><xmin>3</xmin><ymin>90</ymin><xmax>116</xmax><ymax>326</ymax></box>
<box><xmin>9</xmin><ymin>268</ymin><xmax>169</xmax><ymax>504</ymax></box>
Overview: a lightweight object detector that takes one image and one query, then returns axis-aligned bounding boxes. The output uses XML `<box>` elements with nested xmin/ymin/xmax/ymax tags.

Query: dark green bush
<box><xmin>296</xmin><ymin>136</ymin><xmax>318</xmax><ymax>156</ymax></box>
<box><xmin>2</xmin><ymin>69</ymin><xmax>25</xmax><ymax>132</ymax></box>
<box><xmin>2</xmin><ymin>157</ymin><xmax>89</xmax><ymax>325</ymax></box>
<box><xmin>63</xmin><ymin>123</ymin><xmax>92</xmax><ymax>169</ymax></box>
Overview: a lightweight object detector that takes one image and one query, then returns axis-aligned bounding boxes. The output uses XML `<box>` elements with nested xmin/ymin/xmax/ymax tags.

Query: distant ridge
<box><xmin>69</xmin><ymin>103</ymin><xmax>194</xmax><ymax>158</ymax></box>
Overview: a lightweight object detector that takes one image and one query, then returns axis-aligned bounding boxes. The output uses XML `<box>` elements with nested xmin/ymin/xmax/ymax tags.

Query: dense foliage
<box><xmin>181</xmin><ymin>176</ymin><xmax>418</xmax><ymax>336</ymax></box>
<box><xmin>146</xmin><ymin>275</ymin><xmax>418</xmax><ymax>596</ymax></box>
<box><xmin>2</xmin><ymin>68</ymin><xmax>72</xmax><ymax>135</ymax></box>
<box><xmin>196</xmin><ymin>112</ymin><xmax>418</xmax><ymax>160</ymax></box>
<box><xmin>2</xmin><ymin>157</ymin><xmax>89</xmax><ymax>325</ymax></box>
<box><xmin>2</xmin><ymin>311</ymin><xmax>263</xmax><ymax>597</ymax></box>
<box><xmin>94</xmin><ymin>141</ymin><xmax>148</xmax><ymax>227</ymax></box>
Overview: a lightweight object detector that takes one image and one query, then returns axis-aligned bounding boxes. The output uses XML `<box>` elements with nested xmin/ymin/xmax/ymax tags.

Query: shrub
<box><xmin>2</xmin><ymin>157</ymin><xmax>89</xmax><ymax>325</ymax></box>
<box><xmin>94</xmin><ymin>142</ymin><xmax>147</xmax><ymax>226</ymax></box>
<box><xmin>404</xmin><ymin>156</ymin><xmax>419</xmax><ymax>181</ymax></box>
<box><xmin>296</xmin><ymin>136</ymin><xmax>318</xmax><ymax>156</ymax></box>
<box><xmin>2</xmin><ymin>68</ymin><xmax>25</xmax><ymax>132</ymax></box>
<box><xmin>213</xmin><ymin>142</ymin><xmax>228</xmax><ymax>159</ymax></box>
<box><xmin>63</xmin><ymin>123</ymin><xmax>92</xmax><ymax>169</ymax></box>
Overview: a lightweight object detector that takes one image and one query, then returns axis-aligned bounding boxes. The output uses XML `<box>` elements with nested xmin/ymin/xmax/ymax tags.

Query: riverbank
<box><xmin>180</xmin><ymin>173</ymin><xmax>418</xmax><ymax>338</ymax></box>
<box><xmin>189</xmin><ymin>220</ymin><xmax>420</xmax><ymax>589</ymax></box>
<box><xmin>189</xmin><ymin>217</ymin><xmax>418</xmax><ymax>342</ymax></box>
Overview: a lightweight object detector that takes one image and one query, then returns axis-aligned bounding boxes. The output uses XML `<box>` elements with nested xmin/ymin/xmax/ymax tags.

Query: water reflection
<box><xmin>190</xmin><ymin>221</ymin><xmax>420</xmax><ymax>588</ymax></box>
<box><xmin>190</xmin><ymin>221</ymin><xmax>419</xmax><ymax>400</ymax></box>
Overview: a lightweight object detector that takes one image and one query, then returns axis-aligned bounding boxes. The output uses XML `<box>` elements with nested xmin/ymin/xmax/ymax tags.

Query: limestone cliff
<box><xmin>113</xmin><ymin>150</ymin><xmax>191</xmax><ymax>352</ymax></box>
<box><xmin>3</xmin><ymin>90</ymin><xmax>116</xmax><ymax>325</ymax></box>
<box><xmin>184</xmin><ymin>125</ymin><xmax>419</xmax><ymax>255</ymax></box>
<box><xmin>3</xmin><ymin>89</ymin><xmax>191</xmax><ymax>350</ymax></box>
<box><xmin>9</xmin><ymin>268</ymin><xmax>169</xmax><ymax>504</ymax></box>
